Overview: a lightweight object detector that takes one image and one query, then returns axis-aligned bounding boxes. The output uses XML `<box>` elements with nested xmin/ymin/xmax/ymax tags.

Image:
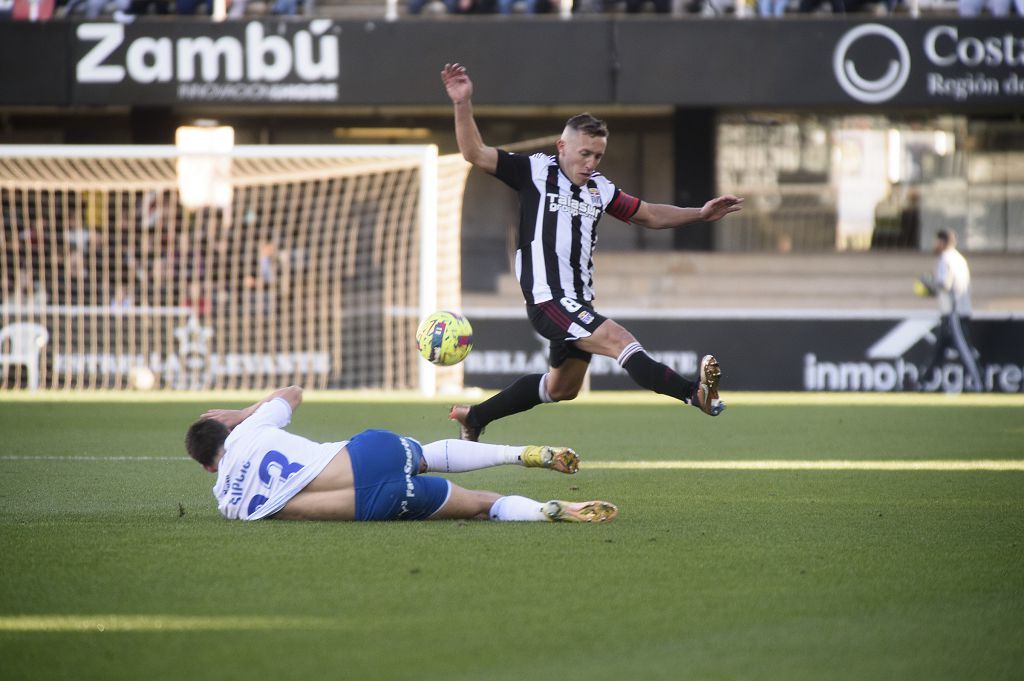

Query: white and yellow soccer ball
<box><xmin>416</xmin><ymin>311</ymin><xmax>474</xmax><ymax>366</ymax></box>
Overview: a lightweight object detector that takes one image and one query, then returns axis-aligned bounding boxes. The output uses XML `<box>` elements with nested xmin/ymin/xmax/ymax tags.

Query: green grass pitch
<box><xmin>1</xmin><ymin>392</ymin><xmax>1022</xmax><ymax>680</ymax></box>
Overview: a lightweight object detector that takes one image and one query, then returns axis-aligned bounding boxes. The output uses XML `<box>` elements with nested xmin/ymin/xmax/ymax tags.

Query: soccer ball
<box><xmin>416</xmin><ymin>311</ymin><xmax>473</xmax><ymax>366</ymax></box>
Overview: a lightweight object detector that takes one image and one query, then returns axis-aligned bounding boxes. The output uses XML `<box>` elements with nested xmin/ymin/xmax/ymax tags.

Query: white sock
<box><xmin>489</xmin><ymin>495</ymin><xmax>547</xmax><ymax>521</ymax></box>
<box><xmin>616</xmin><ymin>341</ymin><xmax>645</xmax><ymax>367</ymax></box>
<box><xmin>421</xmin><ymin>439</ymin><xmax>524</xmax><ymax>473</ymax></box>
<box><xmin>538</xmin><ymin>372</ymin><xmax>554</xmax><ymax>403</ymax></box>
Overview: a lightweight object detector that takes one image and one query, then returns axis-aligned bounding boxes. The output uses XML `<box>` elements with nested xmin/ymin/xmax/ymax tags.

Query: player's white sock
<box><xmin>616</xmin><ymin>341</ymin><xmax>644</xmax><ymax>367</ymax></box>
<box><xmin>538</xmin><ymin>372</ymin><xmax>554</xmax><ymax>403</ymax></box>
<box><xmin>488</xmin><ymin>495</ymin><xmax>547</xmax><ymax>521</ymax></box>
<box><xmin>421</xmin><ymin>439</ymin><xmax>523</xmax><ymax>473</ymax></box>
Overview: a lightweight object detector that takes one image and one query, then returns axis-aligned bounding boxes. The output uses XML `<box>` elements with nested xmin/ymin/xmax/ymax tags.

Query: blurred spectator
<box><xmin>10</xmin><ymin>0</ymin><xmax>56</xmax><ymax>19</ymax></box>
<box><xmin>110</xmin><ymin>282</ymin><xmax>135</xmax><ymax>310</ymax></box>
<box><xmin>15</xmin><ymin>269</ymin><xmax>48</xmax><ymax>306</ymax></box>
<box><xmin>115</xmin><ymin>0</ymin><xmax>170</xmax><ymax>16</ymax></box>
<box><xmin>958</xmin><ymin>0</ymin><xmax>1020</xmax><ymax>15</ymax></box>
<box><xmin>496</xmin><ymin>0</ymin><xmax>549</xmax><ymax>13</ymax></box>
<box><xmin>797</xmin><ymin>0</ymin><xmax>887</xmax><ymax>12</ymax></box>
<box><xmin>798</xmin><ymin>0</ymin><xmax>842</xmax><ymax>11</ymax></box>
<box><xmin>258</xmin><ymin>241</ymin><xmax>277</xmax><ymax>286</ymax></box>
<box><xmin>267</xmin><ymin>0</ymin><xmax>303</xmax><ymax>14</ymax></box>
<box><xmin>758</xmin><ymin>0</ymin><xmax>788</xmax><ymax>15</ymax></box>
<box><xmin>185</xmin><ymin>281</ymin><xmax>211</xmax><ymax>318</ymax></box>
<box><xmin>60</xmin><ymin>0</ymin><xmax>126</xmax><ymax>17</ymax></box>
<box><xmin>173</xmin><ymin>0</ymin><xmax>207</xmax><ymax>12</ymax></box>
<box><xmin>625</xmin><ymin>0</ymin><xmax>670</xmax><ymax>10</ymax></box>
<box><xmin>408</xmin><ymin>0</ymin><xmax>473</xmax><ymax>13</ymax></box>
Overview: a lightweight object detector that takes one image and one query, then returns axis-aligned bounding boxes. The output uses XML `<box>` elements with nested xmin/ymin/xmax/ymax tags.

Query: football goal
<box><xmin>0</xmin><ymin>144</ymin><xmax>470</xmax><ymax>394</ymax></box>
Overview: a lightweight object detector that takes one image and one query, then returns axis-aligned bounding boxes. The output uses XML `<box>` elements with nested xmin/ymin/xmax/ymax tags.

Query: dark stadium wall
<box><xmin>0</xmin><ymin>23</ymin><xmax>68</xmax><ymax>106</ymax></box>
<box><xmin>672</xmin><ymin>108</ymin><xmax>715</xmax><ymax>252</ymax></box>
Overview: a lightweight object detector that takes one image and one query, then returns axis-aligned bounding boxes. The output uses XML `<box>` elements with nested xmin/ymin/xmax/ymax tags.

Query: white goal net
<box><xmin>0</xmin><ymin>145</ymin><xmax>470</xmax><ymax>393</ymax></box>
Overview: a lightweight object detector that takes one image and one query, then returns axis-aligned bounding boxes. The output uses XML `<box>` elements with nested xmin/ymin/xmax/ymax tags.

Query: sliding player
<box><xmin>441</xmin><ymin>63</ymin><xmax>743</xmax><ymax>441</ymax></box>
<box><xmin>185</xmin><ymin>386</ymin><xmax>617</xmax><ymax>523</ymax></box>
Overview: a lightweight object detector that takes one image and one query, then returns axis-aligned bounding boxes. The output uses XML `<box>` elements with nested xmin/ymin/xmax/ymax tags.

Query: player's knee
<box><xmin>548</xmin><ymin>383</ymin><xmax>581</xmax><ymax>401</ymax></box>
<box><xmin>594</xmin><ymin>320</ymin><xmax>637</xmax><ymax>356</ymax></box>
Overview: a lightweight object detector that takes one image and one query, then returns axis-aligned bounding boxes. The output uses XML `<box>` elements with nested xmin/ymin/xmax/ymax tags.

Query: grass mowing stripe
<box><xmin>0</xmin><ymin>456</ymin><xmax>187</xmax><ymax>461</ymax></box>
<box><xmin>3</xmin><ymin>457</ymin><xmax>1022</xmax><ymax>470</ymax></box>
<box><xmin>2</xmin><ymin>390</ymin><xmax>1022</xmax><ymax>407</ymax></box>
<box><xmin>0</xmin><ymin>615</ymin><xmax>341</xmax><ymax>632</ymax></box>
<box><xmin>588</xmin><ymin>460</ymin><xmax>1024</xmax><ymax>471</ymax></box>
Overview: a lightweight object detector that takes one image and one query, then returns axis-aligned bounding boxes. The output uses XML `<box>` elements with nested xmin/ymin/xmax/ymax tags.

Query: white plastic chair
<box><xmin>0</xmin><ymin>322</ymin><xmax>50</xmax><ymax>390</ymax></box>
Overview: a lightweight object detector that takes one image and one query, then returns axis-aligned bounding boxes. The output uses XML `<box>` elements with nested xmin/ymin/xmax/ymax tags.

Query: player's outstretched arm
<box><xmin>631</xmin><ymin>195</ymin><xmax>744</xmax><ymax>230</ymax></box>
<box><xmin>441</xmin><ymin>63</ymin><xmax>498</xmax><ymax>174</ymax></box>
<box><xmin>201</xmin><ymin>385</ymin><xmax>304</xmax><ymax>430</ymax></box>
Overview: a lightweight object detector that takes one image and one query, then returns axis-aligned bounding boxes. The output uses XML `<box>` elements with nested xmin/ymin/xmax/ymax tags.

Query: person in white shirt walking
<box><xmin>918</xmin><ymin>229</ymin><xmax>982</xmax><ymax>392</ymax></box>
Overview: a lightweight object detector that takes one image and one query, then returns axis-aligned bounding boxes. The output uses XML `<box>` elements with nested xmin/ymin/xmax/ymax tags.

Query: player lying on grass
<box><xmin>185</xmin><ymin>385</ymin><xmax>617</xmax><ymax>524</ymax></box>
<box><xmin>442</xmin><ymin>63</ymin><xmax>742</xmax><ymax>442</ymax></box>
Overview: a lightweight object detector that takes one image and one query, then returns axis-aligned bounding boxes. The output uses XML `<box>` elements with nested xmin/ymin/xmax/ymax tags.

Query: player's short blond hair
<box><xmin>565</xmin><ymin>113</ymin><xmax>608</xmax><ymax>139</ymax></box>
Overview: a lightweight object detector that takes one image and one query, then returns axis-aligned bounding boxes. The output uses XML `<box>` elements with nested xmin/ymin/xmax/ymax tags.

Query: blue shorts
<box><xmin>346</xmin><ymin>429</ymin><xmax>451</xmax><ymax>521</ymax></box>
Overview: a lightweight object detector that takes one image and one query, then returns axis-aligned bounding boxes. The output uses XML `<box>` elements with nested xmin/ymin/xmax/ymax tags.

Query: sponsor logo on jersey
<box><xmin>226</xmin><ymin>460</ymin><xmax>252</xmax><ymax>506</ymax></box>
<box><xmin>397</xmin><ymin>437</ymin><xmax>417</xmax><ymax>518</ymax></box>
<box><xmin>546</xmin><ymin>192</ymin><xmax>601</xmax><ymax>219</ymax></box>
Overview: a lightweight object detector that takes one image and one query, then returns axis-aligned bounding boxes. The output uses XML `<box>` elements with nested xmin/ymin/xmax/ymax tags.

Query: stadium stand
<box><xmin>463</xmin><ymin>251</ymin><xmax>1024</xmax><ymax>312</ymax></box>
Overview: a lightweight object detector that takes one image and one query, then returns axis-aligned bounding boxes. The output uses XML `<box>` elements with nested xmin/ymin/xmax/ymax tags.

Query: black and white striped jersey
<box><xmin>493</xmin><ymin>149</ymin><xmax>641</xmax><ymax>305</ymax></box>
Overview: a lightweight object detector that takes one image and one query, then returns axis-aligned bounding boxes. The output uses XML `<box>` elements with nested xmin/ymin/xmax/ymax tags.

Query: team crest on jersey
<box><xmin>578</xmin><ymin>310</ymin><xmax>595</xmax><ymax>324</ymax></box>
<box><xmin>588</xmin><ymin>187</ymin><xmax>603</xmax><ymax>209</ymax></box>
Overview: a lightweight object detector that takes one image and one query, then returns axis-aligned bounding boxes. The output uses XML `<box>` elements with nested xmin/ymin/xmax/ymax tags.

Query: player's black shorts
<box><xmin>526</xmin><ymin>297</ymin><xmax>608</xmax><ymax>368</ymax></box>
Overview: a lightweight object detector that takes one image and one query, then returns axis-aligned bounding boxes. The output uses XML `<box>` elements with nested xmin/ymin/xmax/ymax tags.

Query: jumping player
<box><xmin>441</xmin><ymin>63</ymin><xmax>743</xmax><ymax>441</ymax></box>
<box><xmin>185</xmin><ymin>385</ymin><xmax>618</xmax><ymax>523</ymax></box>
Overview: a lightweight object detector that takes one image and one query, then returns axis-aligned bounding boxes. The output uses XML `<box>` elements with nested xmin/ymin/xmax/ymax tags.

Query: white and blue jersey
<box><xmin>213</xmin><ymin>398</ymin><xmax>345</xmax><ymax>521</ymax></box>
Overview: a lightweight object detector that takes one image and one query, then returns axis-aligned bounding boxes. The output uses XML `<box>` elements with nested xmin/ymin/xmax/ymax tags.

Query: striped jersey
<box><xmin>494</xmin><ymin>149</ymin><xmax>640</xmax><ymax>305</ymax></box>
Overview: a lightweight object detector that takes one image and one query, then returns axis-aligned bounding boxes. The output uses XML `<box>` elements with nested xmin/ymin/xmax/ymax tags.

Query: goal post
<box><xmin>0</xmin><ymin>144</ymin><xmax>471</xmax><ymax>394</ymax></box>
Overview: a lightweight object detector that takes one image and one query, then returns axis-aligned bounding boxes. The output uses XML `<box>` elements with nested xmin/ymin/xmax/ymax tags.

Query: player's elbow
<box><xmin>464</xmin><ymin>148</ymin><xmax>489</xmax><ymax>170</ymax></box>
<box><xmin>462</xmin><ymin>146</ymin><xmax>497</xmax><ymax>174</ymax></box>
<box><xmin>281</xmin><ymin>385</ymin><xmax>304</xmax><ymax>408</ymax></box>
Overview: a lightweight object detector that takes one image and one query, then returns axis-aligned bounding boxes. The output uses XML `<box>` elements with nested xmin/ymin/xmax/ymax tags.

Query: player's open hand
<box><xmin>700</xmin><ymin>195</ymin><xmax>744</xmax><ymax>222</ymax></box>
<box><xmin>441</xmin><ymin>63</ymin><xmax>473</xmax><ymax>104</ymax></box>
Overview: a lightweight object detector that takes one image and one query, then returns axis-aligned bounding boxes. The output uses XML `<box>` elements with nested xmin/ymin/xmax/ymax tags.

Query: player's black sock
<box><xmin>468</xmin><ymin>374</ymin><xmax>545</xmax><ymax>429</ymax></box>
<box><xmin>620</xmin><ymin>343</ymin><xmax>696</xmax><ymax>404</ymax></box>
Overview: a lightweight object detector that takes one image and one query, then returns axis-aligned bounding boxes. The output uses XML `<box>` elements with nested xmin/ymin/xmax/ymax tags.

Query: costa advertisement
<box><xmin>618</xmin><ymin>19</ymin><xmax>1024</xmax><ymax>107</ymax></box>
